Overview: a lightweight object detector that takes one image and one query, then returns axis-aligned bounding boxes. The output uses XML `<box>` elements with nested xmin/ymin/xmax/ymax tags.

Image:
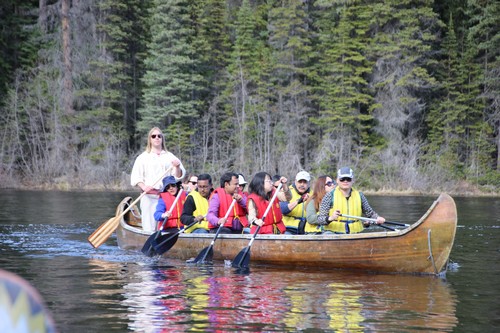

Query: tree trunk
<box><xmin>61</xmin><ymin>0</ymin><xmax>73</xmax><ymax>115</ymax></box>
<box><xmin>39</xmin><ymin>0</ymin><xmax>47</xmax><ymax>33</ymax></box>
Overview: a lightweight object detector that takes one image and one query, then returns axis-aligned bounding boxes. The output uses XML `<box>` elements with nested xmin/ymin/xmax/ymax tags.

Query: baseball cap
<box><xmin>337</xmin><ymin>167</ymin><xmax>354</xmax><ymax>179</ymax></box>
<box><xmin>238</xmin><ymin>174</ymin><xmax>247</xmax><ymax>185</ymax></box>
<box><xmin>295</xmin><ymin>171</ymin><xmax>311</xmax><ymax>182</ymax></box>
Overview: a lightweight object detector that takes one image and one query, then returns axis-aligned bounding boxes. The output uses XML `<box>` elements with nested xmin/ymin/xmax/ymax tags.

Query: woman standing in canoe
<box><xmin>130</xmin><ymin>127</ymin><xmax>186</xmax><ymax>232</ymax></box>
<box><xmin>247</xmin><ymin>172</ymin><xmax>287</xmax><ymax>234</ymax></box>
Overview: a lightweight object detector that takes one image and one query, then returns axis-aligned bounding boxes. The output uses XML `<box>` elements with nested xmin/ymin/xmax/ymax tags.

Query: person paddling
<box><xmin>317</xmin><ymin>167</ymin><xmax>385</xmax><ymax>234</ymax></box>
<box><xmin>281</xmin><ymin>170</ymin><xmax>312</xmax><ymax>234</ymax></box>
<box><xmin>207</xmin><ymin>172</ymin><xmax>249</xmax><ymax>234</ymax></box>
<box><xmin>181</xmin><ymin>173</ymin><xmax>213</xmax><ymax>233</ymax></box>
<box><xmin>154</xmin><ymin>176</ymin><xmax>187</xmax><ymax>233</ymax></box>
<box><xmin>247</xmin><ymin>172</ymin><xmax>287</xmax><ymax>234</ymax></box>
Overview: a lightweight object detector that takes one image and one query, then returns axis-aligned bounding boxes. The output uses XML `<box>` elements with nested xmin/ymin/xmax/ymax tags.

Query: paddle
<box><xmin>87</xmin><ymin>166</ymin><xmax>173</xmax><ymax>248</ymax></box>
<box><xmin>153</xmin><ymin>217</ymin><xmax>205</xmax><ymax>256</ymax></box>
<box><xmin>141</xmin><ymin>188</ymin><xmax>184</xmax><ymax>256</ymax></box>
<box><xmin>339</xmin><ymin>214</ymin><xmax>410</xmax><ymax>228</ymax></box>
<box><xmin>192</xmin><ymin>199</ymin><xmax>237</xmax><ymax>264</ymax></box>
<box><xmin>232</xmin><ymin>183</ymin><xmax>282</xmax><ymax>269</ymax></box>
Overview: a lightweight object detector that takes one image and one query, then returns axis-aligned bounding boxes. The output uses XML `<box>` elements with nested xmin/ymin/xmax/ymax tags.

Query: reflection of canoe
<box><xmin>116</xmin><ymin>193</ymin><xmax>457</xmax><ymax>275</ymax></box>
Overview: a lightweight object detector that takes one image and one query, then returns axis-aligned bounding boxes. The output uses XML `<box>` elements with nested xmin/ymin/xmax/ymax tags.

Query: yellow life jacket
<box><xmin>324</xmin><ymin>187</ymin><xmax>364</xmax><ymax>234</ymax></box>
<box><xmin>282</xmin><ymin>186</ymin><xmax>311</xmax><ymax>231</ymax></box>
<box><xmin>304</xmin><ymin>200</ymin><xmax>322</xmax><ymax>234</ymax></box>
<box><xmin>184</xmin><ymin>190</ymin><xmax>210</xmax><ymax>233</ymax></box>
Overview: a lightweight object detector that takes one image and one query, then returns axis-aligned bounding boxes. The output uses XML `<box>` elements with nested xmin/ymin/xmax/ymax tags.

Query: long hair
<box><xmin>249</xmin><ymin>172</ymin><xmax>272</xmax><ymax>200</ymax></box>
<box><xmin>146</xmin><ymin>127</ymin><xmax>167</xmax><ymax>153</ymax></box>
<box><xmin>307</xmin><ymin>175</ymin><xmax>331</xmax><ymax>211</ymax></box>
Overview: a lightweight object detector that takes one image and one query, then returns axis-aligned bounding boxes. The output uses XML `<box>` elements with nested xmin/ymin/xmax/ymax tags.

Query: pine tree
<box><xmin>139</xmin><ymin>0</ymin><xmax>204</xmax><ymax>157</ymax></box>
<box><xmin>367</xmin><ymin>0</ymin><xmax>443</xmax><ymax>189</ymax></box>
<box><xmin>267</xmin><ymin>0</ymin><xmax>315</xmax><ymax>174</ymax></box>
<box><xmin>465</xmin><ymin>0</ymin><xmax>499</xmax><ymax>173</ymax></box>
<box><xmin>219</xmin><ymin>0</ymin><xmax>273</xmax><ymax>173</ymax></box>
<box><xmin>311</xmin><ymin>0</ymin><xmax>374</xmax><ymax>169</ymax></box>
<box><xmin>426</xmin><ymin>14</ymin><xmax>469</xmax><ymax>178</ymax></box>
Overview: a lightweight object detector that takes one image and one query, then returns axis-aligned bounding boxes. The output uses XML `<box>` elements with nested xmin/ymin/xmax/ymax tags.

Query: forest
<box><xmin>0</xmin><ymin>0</ymin><xmax>498</xmax><ymax>194</ymax></box>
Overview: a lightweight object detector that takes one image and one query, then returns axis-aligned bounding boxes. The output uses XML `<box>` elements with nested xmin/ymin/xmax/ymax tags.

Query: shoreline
<box><xmin>1</xmin><ymin>184</ymin><xmax>498</xmax><ymax>197</ymax></box>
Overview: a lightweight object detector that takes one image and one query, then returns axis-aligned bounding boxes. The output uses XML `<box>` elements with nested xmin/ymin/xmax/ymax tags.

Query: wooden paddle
<box><xmin>192</xmin><ymin>198</ymin><xmax>237</xmax><ymax>264</ymax></box>
<box><xmin>142</xmin><ymin>188</ymin><xmax>184</xmax><ymax>257</ymax></box>
<box><xmin>232</xmin><ymin>183</ymin><xmax>282</xmax><ymax>269</ymax></box>
<box><xmin>152</xmin><ymin>218</ymin><xmax>204</xmax><ymax>256</ymax></box>
<box><xmin>87</xmin><ymin>166</ymin><xmax>173</xmax><ymax>248</ymax></box>
<box><xmin>339</xmin><ymin>214</ymin><xmax>409</xmax><ymax>227</ymax></box>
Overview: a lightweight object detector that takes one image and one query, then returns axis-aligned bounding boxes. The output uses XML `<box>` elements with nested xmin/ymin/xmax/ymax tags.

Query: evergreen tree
<box><xmin>311</xmin><ymin>0</ymin><xmax>374</xmax><ymax>169</ymax></box>
<box><xmin>220</xmin><ymin>0</ymin><xmax>272</xmax><ymax>173</ymax></box>
<box><xmin>465</xmin><ymin>0</ymin><xmax>499</xmax><ymax>173</ymax></box>
<box><xmin>367</xmin><ymin>0</ymin><xmax>443</xmax><ymax>189</ymax></box>
<box><xmin>139</xmin><ymin>0</ymin><xmax>204</xmax><ymax>157</ymax></box>
<box><xmin>267</xmin><ymin>0</ymin><xmax>315</xmax><ymax>174</ymax></box>
<box><xmin>187</xmin><ymin>0</ymin><xmax>232</xmax><ymax>172</ymax></box>
<box><xmin>426</xmin><ymin>15</ymin><xmax>469</xmax><ymax>178</ymax></box>
<box><xmin>0</xmin><ymin>0</ymin><xmax>40</xmax><ymax>104</ymax></box>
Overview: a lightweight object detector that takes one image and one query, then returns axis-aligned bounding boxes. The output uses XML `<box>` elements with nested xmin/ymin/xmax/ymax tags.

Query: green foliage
<box><xmin>311</xmin><ymin>1</ymin><xmax>374</xmax><ymax>136</ymax></box>
<box><xmin>139</xmin><ymin>0</ymin><xmax>204</xmax><ymax>141</ymax></box>
<box><xmin>1</xmin><ymin>0</ymin><xmax>499</xmax><ymax>192</ymax></box>
<box><xmin>0</xmin><ymin>0</ymin><xmax>42</xmax><ymax>102</ymax></box>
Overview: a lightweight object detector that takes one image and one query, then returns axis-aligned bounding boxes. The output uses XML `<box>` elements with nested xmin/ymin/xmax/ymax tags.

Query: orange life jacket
<box><xmin>159</xmin><ymin>191</ymin><xmax>187</xmax><ymax>229</ymax></box>
<box><xmin>211</xmin><ymin>188</ymin><xmax>248</xmax><ymax>229</ymax></box>
<box><xmin>248</xmin><ymin>191</ymin><xmax>285</xmax><ymax>234</ymax></box>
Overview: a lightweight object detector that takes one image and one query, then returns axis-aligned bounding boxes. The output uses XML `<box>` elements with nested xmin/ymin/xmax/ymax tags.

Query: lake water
<box><xmin>0</xmin><ymin>190</ymin><xmax>498</xmax><ymax>332</ymax></box>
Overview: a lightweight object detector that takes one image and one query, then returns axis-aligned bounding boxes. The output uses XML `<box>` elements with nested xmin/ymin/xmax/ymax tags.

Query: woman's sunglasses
<box><xmin>325</xmin><ymin>181</ymin><xmax>335</xmax><ymax>186</ymax></box>
<box><xmin>189</xmin><ymin>181</ymin><xmax>197</xmax><ymax>185</ymax></box>
<box><xmin>151</xmin><ymin>134</ymin><xmax>162</xmax><ymax>139</ymax></box>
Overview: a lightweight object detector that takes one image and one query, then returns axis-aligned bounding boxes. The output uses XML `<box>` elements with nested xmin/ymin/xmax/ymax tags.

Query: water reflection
<box><xmin>109</xmin><ymin>262</ymin><xmax>458</xmax><ymax>332</ymax></box>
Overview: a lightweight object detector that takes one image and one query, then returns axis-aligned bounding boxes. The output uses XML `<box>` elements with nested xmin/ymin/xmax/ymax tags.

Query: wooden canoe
<box><xmin>115</xmin><ymin>193</ymin><xmax>457</xmax><ymax>275</ymax></box>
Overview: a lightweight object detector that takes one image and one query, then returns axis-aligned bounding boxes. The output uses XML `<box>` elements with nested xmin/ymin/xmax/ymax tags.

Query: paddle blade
<box><xmin>153</xmin><ymin>233</ymin><xmax>179</xmax><ymax>256</ymax></box>
<box><xmin>141</xmin><ymin>231</ymin><xmax>161</xmax><ymax>257</ymax></box>
<box><xmin>232</xmin><ymin>247</ymin><xmax>251</xmax><ymax>268</ymax></box>
<box><xmin>88</xmin><ymin>216</ymin><xmax>120</xmax><ymax>248</ymax></box>
<box><xmin>193</xmin><ymin>246</ymin><xmax>213</xmax><ymax>264</ymax></box>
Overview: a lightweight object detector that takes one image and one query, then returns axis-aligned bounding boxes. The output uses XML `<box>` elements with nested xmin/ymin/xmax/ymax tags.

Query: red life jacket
<box><xmin>248</xmin><ymin>191</ymin><xmax>285</xmax><ymax>234</ymax></box>
<box><xmin>159</xmin><ymin>191</ymin><xmax>187</xmax><ymax>229</ymax></box>
<box><xmin>212</xmin><ymin>188</ymin><xmax>248</xmax><ymax>229</ymax></box>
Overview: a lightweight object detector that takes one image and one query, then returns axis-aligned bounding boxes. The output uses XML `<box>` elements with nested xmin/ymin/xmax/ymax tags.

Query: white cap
<box><xmin>295</xmin><ymin>171</ymin><xmax>311</xmax><ymax>182</ymax></box>
<box><xmin>238</xmin><ymin>174</ymin><xmax>247</xmax><ymax>185</ymax></box>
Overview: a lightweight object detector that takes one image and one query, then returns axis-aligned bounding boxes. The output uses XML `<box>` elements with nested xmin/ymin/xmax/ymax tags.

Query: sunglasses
<box><xmin>189</xmin><ymin>181</ymin><xmax>197</xmax><ymax>185</ymax></box>
<box><xmin>151</xmin><ymin>134</ymin><xmax>162</xmax><ymax>139</ymax></box>
<box><xmin>165</xmin><ymin>184</ymin><xmax>176</xmax><ymax>190</ymax></box>
<box><xmin>339</xmin><ymin>177</ymin><xmax>352</xmax><ymax>182</ymax></box>
<box><xmin>325</xmin><ymin>181</ymin><xmax>335</xmax><ymax>186</ymax></box>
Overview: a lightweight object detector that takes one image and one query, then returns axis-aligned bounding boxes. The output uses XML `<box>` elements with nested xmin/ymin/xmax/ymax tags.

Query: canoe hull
<box><xmin>116</xmin><ymin>193</ymin><xmax>457</xmax><ymax>275</ymax></box>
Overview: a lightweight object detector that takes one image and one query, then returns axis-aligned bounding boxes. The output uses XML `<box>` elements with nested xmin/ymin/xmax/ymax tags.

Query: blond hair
<box><xmin>146</xmin><ymin>127</ymin><xmax>167</xmax><ymax>153</ymax></box>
